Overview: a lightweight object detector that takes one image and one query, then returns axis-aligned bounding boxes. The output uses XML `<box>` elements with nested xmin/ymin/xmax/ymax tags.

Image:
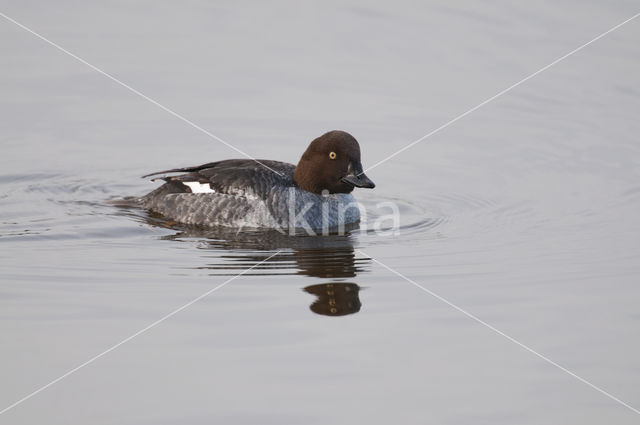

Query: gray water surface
<box><xmin>1</xmin><ymin>1</ymin><xmax>640</xmax><ymax>424</ymax></box>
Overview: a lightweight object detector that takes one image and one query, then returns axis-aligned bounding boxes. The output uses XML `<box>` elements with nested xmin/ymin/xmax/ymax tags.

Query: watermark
<box><xmin>359</xmin><ymin>250</ymin><xmax>640</xmax><ymax>416</ymax></box>
<box><xmin>0</xmin><ymin>12</ymin><xmax>284</xmax><ymax>177</ymax></box>
<box><xmin>279</xmin><ymin>187</ymin><xmax>401</xmax><ymax>237</ymax></box>
<box><xmin>361</xmin><ymin>12</ymin><xmax>640</xmax><ymax>175</ymax></box>
<box><xmin>0</xmin><ymin>251</ymin><xmax>282</xmax><ymax>415</ymax></box>
<box><xmin>4</xmin><ymin>8</ymin><xmax>639</xmax><ymax>419</ymax></box>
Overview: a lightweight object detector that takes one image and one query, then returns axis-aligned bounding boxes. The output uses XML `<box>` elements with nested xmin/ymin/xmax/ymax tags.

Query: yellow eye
<box><xmin>329</xmin><ymin>151</ymin><xmax>337</xmax><ymax>159</ymax></box>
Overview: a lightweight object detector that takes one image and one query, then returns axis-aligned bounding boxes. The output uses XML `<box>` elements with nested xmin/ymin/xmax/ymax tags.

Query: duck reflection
<box><xmin>304</xmin><ymin>283</ymin><xmax>361</xmax><ymax>316</ymax></box>
<box><xmin>143</xmin><ymin>216</ymin><xmax>368</xmax><ymax>316</ymax></box>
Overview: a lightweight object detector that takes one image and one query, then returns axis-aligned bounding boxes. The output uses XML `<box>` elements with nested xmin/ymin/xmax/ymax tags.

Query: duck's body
<box><xmin>139</xmin><ymin>131</ymin><xmax>374</xmax><ymax>231</ymax></box>
<box><xmin>141</xmin><ymin>159</ymin><xmax>359</xmax><ymax>229</ymax></box>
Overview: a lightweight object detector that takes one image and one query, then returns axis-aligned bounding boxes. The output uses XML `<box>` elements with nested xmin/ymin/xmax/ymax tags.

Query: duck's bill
<box><xmin>342</xmin><ymin>174</ymin><xmax>375</xmax><ymax>188</ymax></box>
<box><xmin>341</xmin><ymin>161</ymin><xmax>375</xmax><ymax>189</ymax></box>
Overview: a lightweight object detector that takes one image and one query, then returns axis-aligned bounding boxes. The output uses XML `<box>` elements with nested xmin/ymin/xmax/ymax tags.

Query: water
<box><xmin>1</xmin><ymin>1</ymin><xmax>640</xmax><ymax>423</ymax></box>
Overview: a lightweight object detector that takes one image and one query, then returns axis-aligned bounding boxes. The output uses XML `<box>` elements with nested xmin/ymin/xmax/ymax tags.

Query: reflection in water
<box><xmin>137</xmin><ymin>214</ymin><xmax>370</xmax><ymax>316</ymax></box>
<box><xmin>304</xmin><ymin>283</ymin><xmax>361</xmax><ymax>316</ymax></box>
<box><xmin>160</xmin><ymin>226</ymin><xmax>368</xmax><ymax>278</ymax></box>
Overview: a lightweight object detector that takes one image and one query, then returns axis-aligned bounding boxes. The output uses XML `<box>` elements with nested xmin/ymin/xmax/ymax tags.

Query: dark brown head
<box><xmin>293</xmin><ymin>131</ymin><xmax>375</xmax><ymax>194</ymax></box>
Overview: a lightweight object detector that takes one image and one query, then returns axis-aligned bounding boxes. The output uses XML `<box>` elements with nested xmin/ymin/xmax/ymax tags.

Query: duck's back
<box><xmin>141</xmin><ymin>159</ymin><xmax>296</xmax><ymax>228</ymax></box>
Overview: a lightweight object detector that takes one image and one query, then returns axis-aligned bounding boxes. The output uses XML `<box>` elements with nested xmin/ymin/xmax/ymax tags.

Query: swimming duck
<box><xmin>139</xmin><ymin>130</ymin><xmax>375</xmax><ymax>231</ymax></box>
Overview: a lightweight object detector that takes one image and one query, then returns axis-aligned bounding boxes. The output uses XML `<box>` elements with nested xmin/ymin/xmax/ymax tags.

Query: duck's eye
<box><xmin>329</xmin><ymin>151</ymin><xmax>337</xmax><ymax>160</ymax></box>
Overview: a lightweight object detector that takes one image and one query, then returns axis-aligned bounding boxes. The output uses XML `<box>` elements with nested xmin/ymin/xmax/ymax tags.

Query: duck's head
<box><xmin>294</xmin><ymin>130</ymin><xmax>376</xmax><ymax>194</ymax></box>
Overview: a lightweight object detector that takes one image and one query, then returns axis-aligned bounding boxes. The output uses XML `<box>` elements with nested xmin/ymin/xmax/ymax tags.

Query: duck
<box><xmin>139</xmin><ymin>130</ymin><xmax>375</xmax><ymax>231</ymax></box>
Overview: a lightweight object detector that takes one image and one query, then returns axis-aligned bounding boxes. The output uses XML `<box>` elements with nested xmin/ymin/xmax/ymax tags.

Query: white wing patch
<box><xmin>184</xmin><ymin>181</ymin><xmax>215</xmax><ymax>193</ymax></box>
